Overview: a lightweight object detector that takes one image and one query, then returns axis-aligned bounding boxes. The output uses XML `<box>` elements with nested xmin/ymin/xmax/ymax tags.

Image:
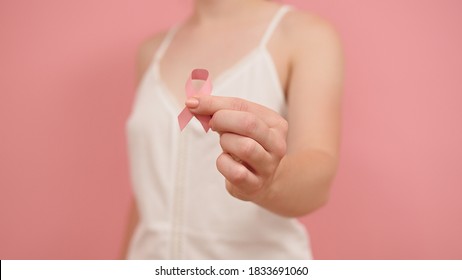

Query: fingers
<box><xmin>212</xmin><ymin>110</ymin><xmax>270</xmax><ymax>150</ymax></box>
<box><xmin>186</xmin><ymin>96</ymin><xmax>288</xmax><ymax>157</ymax></box>
<box><xmin>216</xmin><ymin>153</ymin><xmax>261</xmax><ymax>198</ymax></box>
<box><xmin>212</xmin><ymin>110</ymin><xmax>287</xmax><ymax>158</ymax></box>
<box><xmin>217</xmin><ymin>133</ymin><xmax>283</xmax><ymax>202</ymax></box>
<box><xmin>185</xmin><ymin>95</ymin><xmax>289</xmax><ymax>202</ymax></box>
<box><xmin>219</xmin><ymin>133</ymin><xmax>274</xmax><ymax>175</ymax></box>
<box><xmin>186</xmin><ymin>95</ymin><xmax>284</xmax><ymax>128</ymax></box>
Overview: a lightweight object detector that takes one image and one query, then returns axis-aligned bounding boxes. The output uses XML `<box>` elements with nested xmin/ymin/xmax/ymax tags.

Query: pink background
<box><xmin>1</xmin><ymin>0</ymin><xmax>461</xmax><ymax>259</ymax></box>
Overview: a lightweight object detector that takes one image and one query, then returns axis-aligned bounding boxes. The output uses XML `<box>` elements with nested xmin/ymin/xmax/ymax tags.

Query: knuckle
<box><xmin>243</xmin><ymin>115</ymin><xmax>258</xmax><ymax>135</ymax></box>
<box><xmin>278</xmin><ymin>141</ymin><xmax>287</xmax><ymax>157</ymax></box>
<box><xmin>211</xmin><ymin>111</ymin><xmax>224</xmax><ymax>129</ymax></box>
<box><xmin>273</xmin><ymin>138</ymin><xmax>287</xmax><ymax>158</ymax></box>
<box><xmin>231</xmin><ymin>165</ymin><xmax>248</xmax><ymax>184</ymax></box>
<box><xmin>205</xmin><ymin>96</ymin><xmax>215</xmax><ymax>108</ymax></box>
<box><xmin>231</xmin><ymin>98</ymin><xmax>248</xmax><ymax>112</ymax></box>
<box><xmin>250</xmin><ymin>178</ymin><xmax>264</xmax><ymax>193</ymax></box>
<box><xmin>240</xmin><ymin>138</ymin><xmax>257</xmax><ymax>158</ymax></box>
<box><xmin>279</xmin><ymin>118</ymin><xmax>289</xmax><ymax>135</ymax></box>
<box><xmin>213</xmin><ymin>110</ymin><xmax>225</xmax><ymax>120</ymax></box>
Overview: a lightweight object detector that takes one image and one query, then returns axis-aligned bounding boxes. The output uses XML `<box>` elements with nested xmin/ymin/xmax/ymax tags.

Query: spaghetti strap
<box><xmin>259</xmin><ymin>5</ymin><xmax>292</xmax><ymax>48</ymax></box>
<box><xmin>153</xmin><ymin>23</ymin><xmax>181</xmax><ymax>65</ymax></box>
<box><xmin>151</xmin><ymin>23</ymin><xmax>181</xmax><ymax>79</ymax></box>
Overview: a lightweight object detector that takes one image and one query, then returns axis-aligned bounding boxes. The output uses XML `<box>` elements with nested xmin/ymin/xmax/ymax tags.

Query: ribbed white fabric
<box><xmin>125</xmin><ymin>5</ymin><xmax>312</xmax><ymax>259</ymax></box>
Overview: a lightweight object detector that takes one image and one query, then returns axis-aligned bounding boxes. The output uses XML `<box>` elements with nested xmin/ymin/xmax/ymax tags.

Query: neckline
<box><xmin>154</xmin><ymin>46</ymin><xmax>264</xmax><ymax>111</ymax></box>
<box><xmin>153</xmin><ymin>4</ymin><xmax>291</xmax><ymax>112</ymax></box>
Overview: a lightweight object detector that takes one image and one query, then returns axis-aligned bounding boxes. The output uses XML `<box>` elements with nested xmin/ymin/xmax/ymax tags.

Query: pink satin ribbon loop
<box><xmin>178</xmin><ymin>69</ymin><xmax>212</xmax><ymax>132</ymax></box>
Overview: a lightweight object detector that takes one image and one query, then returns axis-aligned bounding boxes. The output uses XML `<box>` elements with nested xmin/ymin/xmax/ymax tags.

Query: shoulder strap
<box><xmin>259</xmin><ymin>5</ymin><xmax>292</xmax><ymax>48</ymax></box>
<box><xmin>153</xmin><ymin>23</ymin><xmax>181</xmax><ymax>64</ymax></box>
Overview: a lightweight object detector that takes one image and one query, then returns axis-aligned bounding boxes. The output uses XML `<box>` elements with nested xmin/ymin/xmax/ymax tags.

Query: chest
<box><xmin>157</xmin><ymin>23</ymin><xmax>291</xmax><ymax>107</ymax></box>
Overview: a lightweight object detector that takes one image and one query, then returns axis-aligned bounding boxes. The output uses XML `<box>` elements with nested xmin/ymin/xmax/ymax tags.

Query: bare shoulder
<box><xmin>135</xmin><ymin>30</ymin><xmax>169</xmax><ymax>83</ymax></box>
<box><xmin>279</xmin><ymin>8</ymin><xmax>344</xmax><ymax>93</ymax></box>
<box><xmin>280</xmin><ymin>8</ymin><xmax>343</xmax><ymax>58</ymax></box>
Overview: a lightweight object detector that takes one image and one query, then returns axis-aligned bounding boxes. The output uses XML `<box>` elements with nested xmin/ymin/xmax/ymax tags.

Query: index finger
<box><xmin>186</xmin><ymin>96</ymin><xmax>283</xmax><ymax>128</ymax></box>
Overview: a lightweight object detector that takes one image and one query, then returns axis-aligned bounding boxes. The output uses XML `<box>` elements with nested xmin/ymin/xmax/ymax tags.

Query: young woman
<box><xmin>122</xmin><ymin>0</ymin><xmax>344</xmax><ymax>259</ymax></box>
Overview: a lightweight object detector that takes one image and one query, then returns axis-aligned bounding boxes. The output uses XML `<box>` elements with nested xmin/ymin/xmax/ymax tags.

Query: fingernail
<box><xmin>185</xmin><ymin>97</ymin><xmax>199</xmax><ymax>108</ymax></box>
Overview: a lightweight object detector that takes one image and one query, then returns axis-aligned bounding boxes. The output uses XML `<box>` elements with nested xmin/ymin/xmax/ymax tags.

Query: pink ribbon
<box><xmin>178</xmin><ymin>69</ymin><xmax>212</xmax><ymax>132</ymax></box>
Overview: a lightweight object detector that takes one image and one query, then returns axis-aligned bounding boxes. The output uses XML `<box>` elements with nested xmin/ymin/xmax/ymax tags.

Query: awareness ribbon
<box><xmin>177</xmin><ymin>69</ymin><xmax>212</xmax><ymax>132</ymax></box>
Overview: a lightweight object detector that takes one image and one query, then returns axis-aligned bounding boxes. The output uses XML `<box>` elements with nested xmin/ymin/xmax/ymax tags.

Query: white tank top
<box><xmin>125</xmin><ymin>5</ymin><xmax>312</xmax><ymax>259</ymax></box>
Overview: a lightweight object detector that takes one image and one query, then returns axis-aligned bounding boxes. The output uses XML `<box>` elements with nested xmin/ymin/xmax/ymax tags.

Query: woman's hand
<box><xmin>183</xmin><ymin>16</ymin><xmax>343</xmax><ymax>217</ymax></box>
<box><xmin>186</xmin><ymin>95</ymin><xmax>288</xmax><ymax>203</ymax></box>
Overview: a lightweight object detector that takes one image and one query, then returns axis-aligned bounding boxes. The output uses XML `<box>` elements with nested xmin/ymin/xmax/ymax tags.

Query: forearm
<box><xmin>255</xmin><ymin>149</ymin><xmax>338</xmax><ymax>217</ymax></box>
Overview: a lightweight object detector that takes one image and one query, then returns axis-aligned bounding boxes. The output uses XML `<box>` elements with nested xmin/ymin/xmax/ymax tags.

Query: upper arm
<box><xmin>284</xmin><ymin>12</ymin><xmax>345</xmax><ymax>159</ymax></box>
<box><xmin>135</xmin><ymin>31</ymin><xmax>168</xmax><ymax>85</ymax></box>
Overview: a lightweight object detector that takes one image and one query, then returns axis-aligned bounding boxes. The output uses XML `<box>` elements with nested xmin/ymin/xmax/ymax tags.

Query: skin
<box><xmin>120</xmin><ymin>0</ymin><xmax>344</xmax><ymax>259</ymax></box>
